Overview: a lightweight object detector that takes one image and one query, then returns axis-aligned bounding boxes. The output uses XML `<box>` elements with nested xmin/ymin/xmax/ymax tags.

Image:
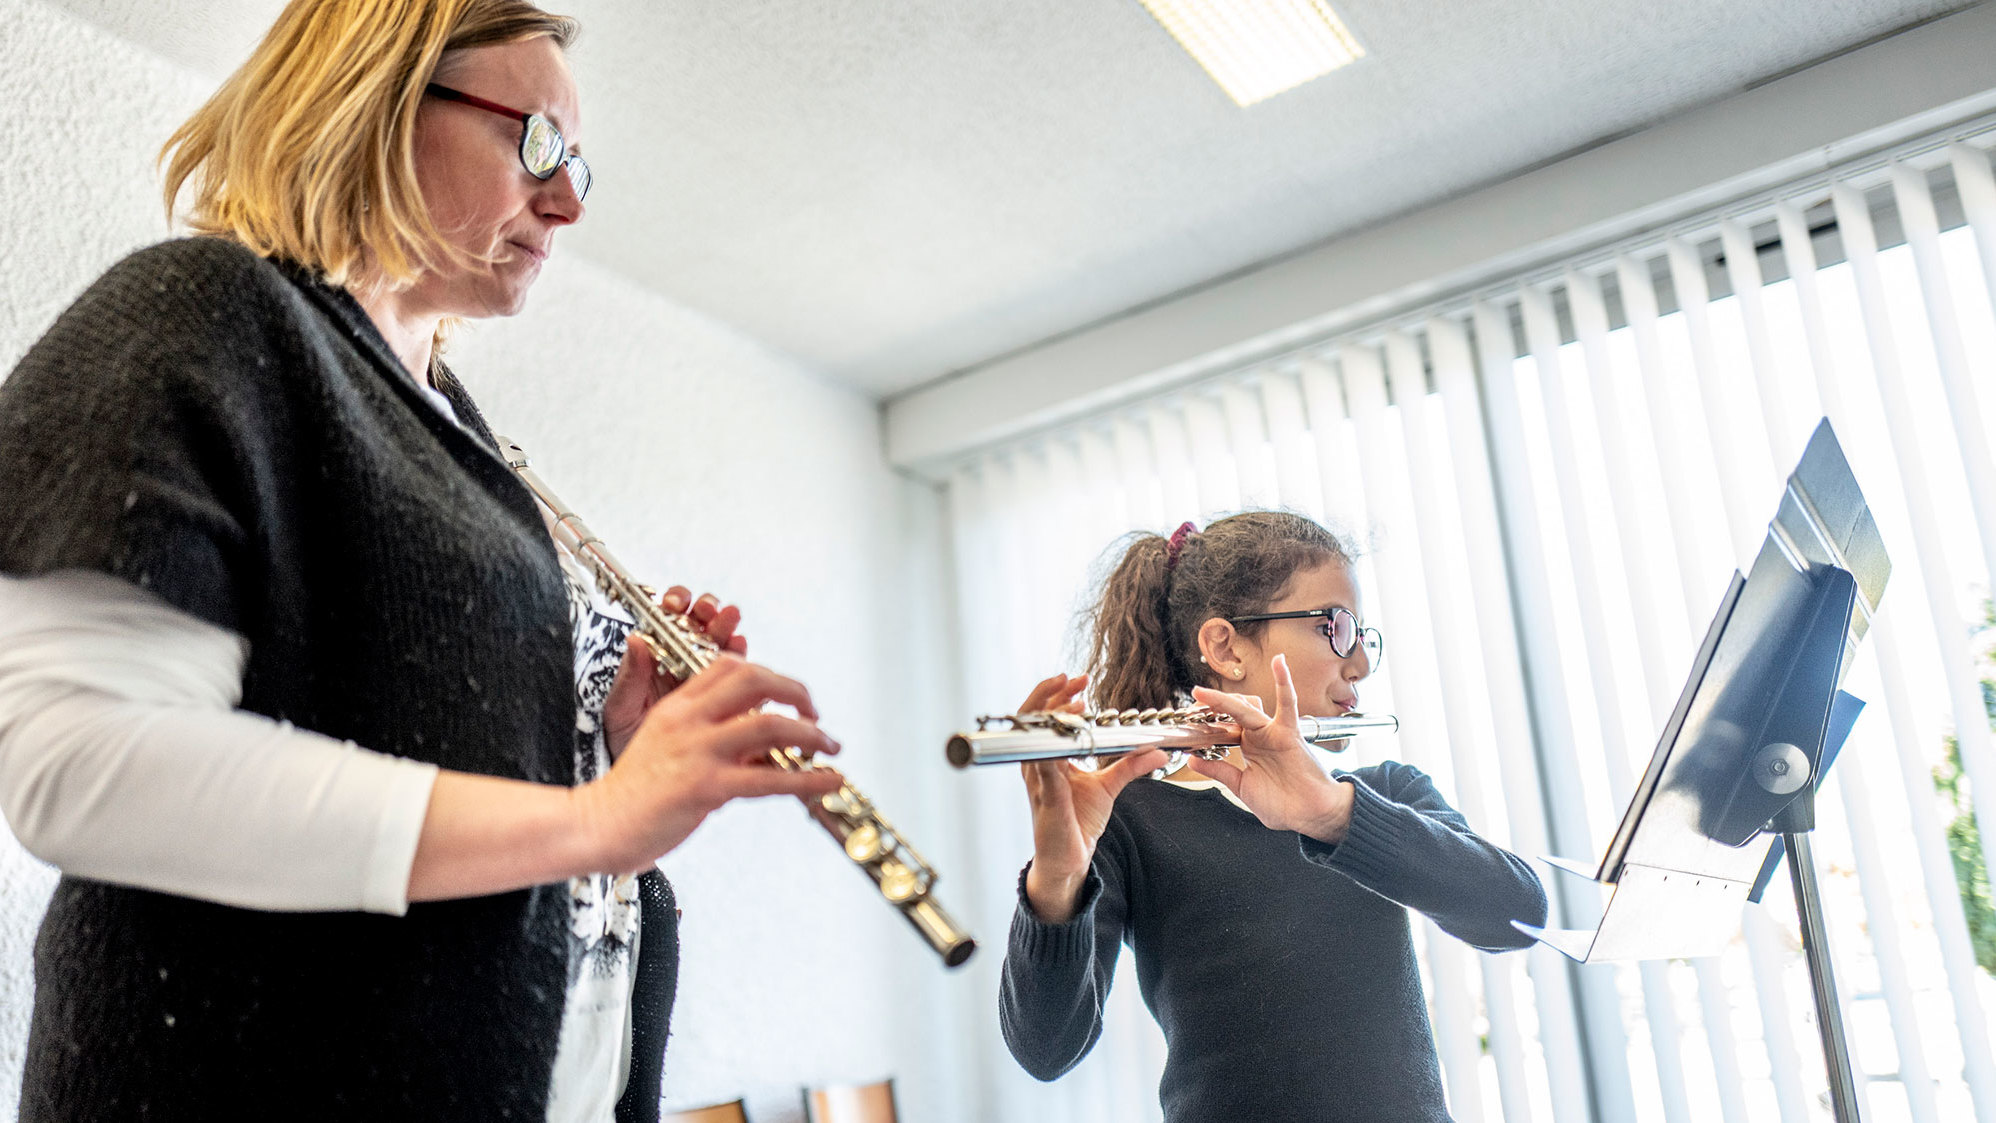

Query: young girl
<box><xmin>1000</xmin><ymin>511</ymin><xmax>1546</xmax><ymax>1123</ymax></box>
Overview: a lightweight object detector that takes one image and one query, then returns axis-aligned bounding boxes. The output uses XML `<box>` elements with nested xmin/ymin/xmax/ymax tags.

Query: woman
<box><xmin>0</xmin><ymin>2</ymin><xmax>833</xmax><ymax>1119</ymax></box>
<box><xmin>1000</xmin><ymin>512</ymin><xmax>1547</xmax><ymax>1122</ymax></box>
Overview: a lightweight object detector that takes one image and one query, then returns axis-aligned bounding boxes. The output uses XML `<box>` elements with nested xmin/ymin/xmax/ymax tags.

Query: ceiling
<box><xmin>48</xmin><ymin>0</ymin><xmax>1982</xmax><ymax>397</ymax></box>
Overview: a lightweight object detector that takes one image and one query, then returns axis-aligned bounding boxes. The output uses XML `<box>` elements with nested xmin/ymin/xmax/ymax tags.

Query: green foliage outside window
<box><xmin>1932</xmin><ymin>599</ymin><xmax>1996</xmax><ymax>975</ymax></box>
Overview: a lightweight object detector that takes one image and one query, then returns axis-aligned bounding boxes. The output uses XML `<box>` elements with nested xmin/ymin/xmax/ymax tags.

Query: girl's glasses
<box><xmin>1229</xmin><ymin>606</ymin><xmax>1384</xmax><ymax>669</ymax></box>
<box><xmin>425</xmin><ymin>83</ymin><xmax>592</xmax><ymax>202</ymax></box>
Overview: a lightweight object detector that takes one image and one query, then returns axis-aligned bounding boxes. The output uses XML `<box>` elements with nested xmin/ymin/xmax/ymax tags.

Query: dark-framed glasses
<box><xmin>425</xmin><ymin>83</ymin><xmax>592</xmax><ymax>202</ymax></box>
<box><xmin>1229</xmin><ymin>605</ymin><xmax>1384</xmax><ymax>669</ymax></box>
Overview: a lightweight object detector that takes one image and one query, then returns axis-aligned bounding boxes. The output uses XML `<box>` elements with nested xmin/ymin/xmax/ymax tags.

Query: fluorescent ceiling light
<box><xmin>1139</xmin><ymin>0</ymin><xmax>1365</xmax><ymax>108</ymax></box>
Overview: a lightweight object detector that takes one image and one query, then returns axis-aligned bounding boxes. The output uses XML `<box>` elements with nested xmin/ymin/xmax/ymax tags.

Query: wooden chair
<box><xmin>660</xmin><ymin>1098</ymin><xmax>749</xmax><ymax>1123</ymax></box>
<box><xmin>803</xmin><ymin>1078</ymin><xmax>898</xmax><ymax>1123</ymax></box>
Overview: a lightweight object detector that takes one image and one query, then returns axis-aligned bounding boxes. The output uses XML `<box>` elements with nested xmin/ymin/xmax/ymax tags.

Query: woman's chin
<box><xmin>470</xmin><ymin>278</ymin><xmax>535</xmax><ymax>320</ymax></box>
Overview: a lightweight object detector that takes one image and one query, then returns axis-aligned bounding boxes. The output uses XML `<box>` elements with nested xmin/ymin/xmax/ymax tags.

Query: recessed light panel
<box><xmin>1139</xmin><ymin>0</ymin><xmax>1365</xmax><ymax>107</ymax></box>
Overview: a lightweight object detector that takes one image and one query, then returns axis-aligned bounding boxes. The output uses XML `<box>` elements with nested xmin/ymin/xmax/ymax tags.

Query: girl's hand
<box><xmin>1017</xmin><ymin>672</ymin><xmax>1167</xmax><ymax>922</ymax></box>
<box><xmin>580</xmin><ymin>654</ymin><xmax>841</xmax><ymax>873</ymax></box>
<box><xmin>1188</xmin><ymin>653</ymin><xmax>1355</xmax><ymax>844</ymax></box>
<box><xmin>604</xmin><ymin>587</ymin><xmax>748</xmax><ymax>759</ymax></box>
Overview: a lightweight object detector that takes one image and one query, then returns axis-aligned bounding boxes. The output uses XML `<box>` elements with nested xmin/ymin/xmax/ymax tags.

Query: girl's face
<box><xmin>404</xmin><ymin>37</ymin><xmax>585</xmax><ymax>320</ymax></box>
<box><xmin>1224</xmin><ymin>559</ymin><xmax>1373</xmax><ymax>716</ymax></box>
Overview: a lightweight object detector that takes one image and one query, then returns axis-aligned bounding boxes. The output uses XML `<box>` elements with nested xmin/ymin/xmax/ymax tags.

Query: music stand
<box><xmin>1517</xmin><ymin>419</ymin><xmax>1890</xmax><ymax>1123</ymax></box>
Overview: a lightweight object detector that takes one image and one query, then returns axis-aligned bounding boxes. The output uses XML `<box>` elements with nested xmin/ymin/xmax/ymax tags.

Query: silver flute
<box><xmin>947</xmin><ymin>706</ymin><xmax>1399</xmax><ymax>768</ymax></box>
<box><xmin>499</xmin><ymin>437</ymin><xmax>976</xmax><ymax>968</ymax></box>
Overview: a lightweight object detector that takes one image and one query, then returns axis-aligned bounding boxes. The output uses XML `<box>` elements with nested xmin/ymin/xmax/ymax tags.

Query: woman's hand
<box><xmin>579</xmin><ymin>653</ymin><xmax>841</xmax><ymax>874</ymax></box>
<box><xmin>1189</xmin><ymin>653</ymin><xmax>1355</xmax><ymax>845</ymax></box>
<box><xmin>1018</xmin><ymin>672</ymin><xmax>1167</xmax><ymax>923</ymax></box>
<box><xmin>407</xmin><ymin>652</ymin><xmax>832</xmax><ymax>902</ymax></box>
<box><xmin>604</xmin><ymin>587</ymin><xmax>747</xmax><ymax>759</ymax></box>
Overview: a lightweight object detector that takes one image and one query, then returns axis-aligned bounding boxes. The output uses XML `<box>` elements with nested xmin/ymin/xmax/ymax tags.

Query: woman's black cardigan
<box><xmin>0</xmin><ymin>237</ymin><xmax>678</xmax><ymax>1121</ymax></box>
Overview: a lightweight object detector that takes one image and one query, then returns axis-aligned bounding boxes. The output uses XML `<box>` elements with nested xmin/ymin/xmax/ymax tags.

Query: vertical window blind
<box><xmin>941</xmin><ymin>124</ymin><xmax>1996</xmax><ymax>1123</ymax></box>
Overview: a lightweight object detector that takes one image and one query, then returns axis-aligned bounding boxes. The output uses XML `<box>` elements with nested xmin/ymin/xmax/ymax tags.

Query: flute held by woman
<box><xmin>502</xmin><ymin>436</ymin><xmax>976</xmax><ymax>967</ymax></box>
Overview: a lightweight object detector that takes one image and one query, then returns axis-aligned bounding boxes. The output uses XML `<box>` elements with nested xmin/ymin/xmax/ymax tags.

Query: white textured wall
<box><xmin>0</xmin><ymin>2</ymin><xmax>977</xmax><ymax>1119</ymax></box>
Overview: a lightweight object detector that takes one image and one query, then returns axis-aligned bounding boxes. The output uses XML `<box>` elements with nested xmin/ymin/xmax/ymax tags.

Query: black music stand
<box><xmin>1517</xmin><ymin>419</ymin><xmax>1889</xmax><ymax>1123</ymax></box>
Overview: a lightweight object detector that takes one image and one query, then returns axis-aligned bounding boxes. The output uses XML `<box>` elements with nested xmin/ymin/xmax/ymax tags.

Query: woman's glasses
<box><xmin>1229</xmin><ymin>605</ymin><xmax>1384</xmax><ymax>669</ymax></box>
<box><xmin>425</xmin><ymin>83</ymin><xmax>592</xmax><ymax>202</ymax></box>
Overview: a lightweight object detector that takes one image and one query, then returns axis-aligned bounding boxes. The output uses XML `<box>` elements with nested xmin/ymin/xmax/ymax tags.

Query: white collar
<box><xmin>1157</xmin><ymin>772</ymin><xmax>1253</xmax><ymax>813</ymax></box>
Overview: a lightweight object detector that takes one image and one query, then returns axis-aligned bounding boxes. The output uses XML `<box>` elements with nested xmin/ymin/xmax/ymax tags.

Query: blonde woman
<box><xmin>0</xmin><ymin>3</ymin><xmax>836</xmax><ymax>1119</ymax></box>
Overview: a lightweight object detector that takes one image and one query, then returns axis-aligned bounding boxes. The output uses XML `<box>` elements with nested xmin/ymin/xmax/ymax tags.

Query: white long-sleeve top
<box><xmin>0</xmin><ymin>568</ymin><xmax>439</xmax><ymax>914</ymax></box>
<box><xmin>0</xmin><ymin>567</ymin><xmax>636</xmax><ymax>1121</ymax></box>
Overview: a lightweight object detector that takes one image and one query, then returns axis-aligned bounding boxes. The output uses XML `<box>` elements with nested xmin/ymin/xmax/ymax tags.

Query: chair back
<box><xmin>660</xmin><ymin>1098</ymin><xmax>749</xmax><ymax>1123</ymax></box>
<box><xmin>804</xmin><ymin>1078</ymin><xmax>898</xmax><ymax>1123</ymax></box>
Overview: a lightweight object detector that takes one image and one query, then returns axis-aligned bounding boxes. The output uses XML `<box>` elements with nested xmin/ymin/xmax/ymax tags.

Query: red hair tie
<box><xmin>1165</xmin><ymin>521</ymin><xmax>1199</xmax><ymax>570</ymax></box>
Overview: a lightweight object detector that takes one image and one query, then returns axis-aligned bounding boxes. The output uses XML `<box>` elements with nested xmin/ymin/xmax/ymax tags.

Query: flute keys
<box><xmin>845</xmin><ymin>823</ymin><xmax>887</xmax><ymax>863</ymax></box>
<box><xmin>1048</xmin><ymin>711</ymin><xmax>1089</xmax><ymax>735</ymax></box>
<box><xmin>879</xmin><ymin>864</ymin><xmax>921</xmax><ymax>903</ymax></box>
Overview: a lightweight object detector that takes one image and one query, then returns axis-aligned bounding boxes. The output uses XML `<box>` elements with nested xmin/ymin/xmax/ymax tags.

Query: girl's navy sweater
<box><xmin>1001</xmin><ymin>761</ymin><xmax>1547</xmax><ymax>1123</ymax></box>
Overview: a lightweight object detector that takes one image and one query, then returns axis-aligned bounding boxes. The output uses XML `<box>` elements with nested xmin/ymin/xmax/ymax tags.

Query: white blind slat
<box><xmin>1666</xmin><ymin>237</ymin><xmax>1781</xmax><ymax>559</ymax></box>
<box><xmin>1181</xmin><ymin>393</ymin><xmax>1239</xmax><ymax>517</ymax></box>
<box><xmin>1719</xmin><ymin>219</ymin><xmax>1802</xmax><ymax>465</ymax></box>
<box><xmin>1431</xmin><ymin>314</ymin><xmax>1595</xmax><ymax>1123</ymax></box>
<box><xmin>1565</xmin><ymin>267</ymin><xmax>1685</xmax><ymax>719</ymax></box>
<box><xmin>1890</xmin><ymin>162</ymin><xmax>1996</xmax><ymax>589</ymax></box>
<box><xmin>1075</xmin><ymin>424</ymin><xmax>1129</xmax><ymax>541</ymax></box>
<box><xmin>1110</xmin><ymin>411</ymin><xmax>1164</xmax><ymax>533</ymax></box>
<box><xmin>1385</xmin><ymin>327</ymin><xmax>1543</xmax><ymax>1123</ymax></box>
<box><xmin>1257</xmin><ymin>369</ymin><xmax>1321</xmax><ymax>517</ymax></box>
<box><xmin>1219</xmin><ymin>380</ymin><xmax>1276</xmax><ymax>507</ymax></box>
<box><xmin>1343</xmin><ymin>340</ymin><xmax>1485</xmax><ymax>1122</ymax></box>
<box><xmin>1614</xmin><ymin>253</ymin><xmax>1733</xmax><ymax>611</ymax></box>
<box><xmin>1950</xmin><ymin>143</ymin><xmax>1996</xmax><ymax>347</ymax></box>
<box><xmin>1472</xmin><ymin>297</ymin><xmax>1641</xmax><ymax>1121</ymax></box>
<box><xmin>1518</xmin><ymin>285</ymin><xmax>1642</xmax><ymax>787</ymax></box>
<box><xmin>1831</xmin><ymin>750</ymin><xmax>1943</xmax><ymax>1123</ymax></box>
<box><xmin>1144</xmin><ymin>401</ymin><xmax>1201</xmax><ymax>527</ymax></box>
<box><xmin>1738</xmin><ymin>907</ymin><xmax>1812</xmax><ymax>1123</ymax></box>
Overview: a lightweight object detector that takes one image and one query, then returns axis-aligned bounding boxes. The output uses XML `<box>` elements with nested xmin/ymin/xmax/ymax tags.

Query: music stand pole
<box><xmin>1787</xmin><ymin>833</ymin><xmax>1860</xmax><ymax>1120</ymax></box>
<box><xmin>1776</xmin><ymin>781</ymin><xmax>1862</xmax><ymax>1121</ymax></box>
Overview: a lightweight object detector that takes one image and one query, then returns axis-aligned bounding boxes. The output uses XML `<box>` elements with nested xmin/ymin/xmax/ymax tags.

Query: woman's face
<box><xmin>1226</xmin><ymin>559</ymin><xmax>1372</xmax><ymax>717</ymax></box>
<box><xmin>406</xmin><ymin>36</ymin><xmax>584</xmax><ymax>320</ymax></box>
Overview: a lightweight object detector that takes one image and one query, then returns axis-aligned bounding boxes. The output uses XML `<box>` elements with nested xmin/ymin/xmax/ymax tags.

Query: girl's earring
<box><xmin>1231</xmin><ymin>669</ymin><xmax>1245</xmax><ymax>680</ymax></box>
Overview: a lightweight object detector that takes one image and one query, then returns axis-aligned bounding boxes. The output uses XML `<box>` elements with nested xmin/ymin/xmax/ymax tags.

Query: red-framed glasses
<box><xmin>425</xmin><ymin>83</ymin><xmax>592</xmax><ymax>202</ymax></box>
<box><xmin>1229</xmin><ymin>605</ymin><xmax>1385</xmax><ymax>668</ymax></box>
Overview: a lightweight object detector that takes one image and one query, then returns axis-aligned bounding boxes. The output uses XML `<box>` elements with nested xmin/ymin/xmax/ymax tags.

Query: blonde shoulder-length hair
<box><xmin>162</xmin><ymin>0</ymin><xmax>576</xmax><ymax>292</ymax></box>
